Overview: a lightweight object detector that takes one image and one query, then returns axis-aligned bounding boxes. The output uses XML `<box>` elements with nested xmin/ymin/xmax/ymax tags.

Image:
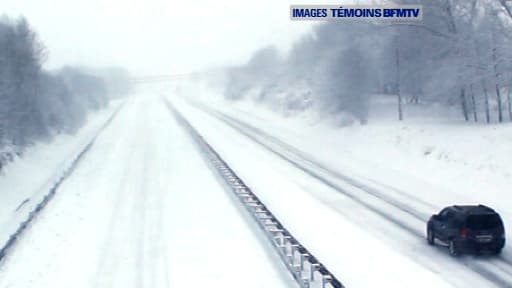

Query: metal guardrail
<box><xmin>0</xmin><ymin>102</ymin><xmax>125</xmax><ymax>263</ymax></box>
<box><xmin>166</xmin><ymin>99</ymin><xmax>344</xmax><ymax>288</ymax></box>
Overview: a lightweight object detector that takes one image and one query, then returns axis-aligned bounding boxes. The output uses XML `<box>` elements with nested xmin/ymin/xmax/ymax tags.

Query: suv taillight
<box><xmin>459</xmin><ymin>228</ymin><xmax>470</xmax><ymax>238</ymax></box>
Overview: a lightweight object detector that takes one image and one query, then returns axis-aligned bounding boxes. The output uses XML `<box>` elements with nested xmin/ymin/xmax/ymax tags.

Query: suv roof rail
<box><xmin>453</xmin><ymin>205</ymin><xmax>464</xmax><ymax>210</ymax></box>
<box><xmin>478</xmin><ymin>204</ymin><xmax>494</xmax><ymax>211</ymax></box>
<box><xmin>452</xmin><ymin>204</ymin><xmax>495</xmax><ymax>214</ymax></box>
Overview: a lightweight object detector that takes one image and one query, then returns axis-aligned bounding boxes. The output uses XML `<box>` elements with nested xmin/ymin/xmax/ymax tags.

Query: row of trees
<box><xmin>0</xmin><ymin>16</ymin><xmax>132</xmax><ymax>169</ymax></box>
<box><xmin>223</xmin><ymin>0</ymin><xmax>512</xmax><ymax>124</ymax></box>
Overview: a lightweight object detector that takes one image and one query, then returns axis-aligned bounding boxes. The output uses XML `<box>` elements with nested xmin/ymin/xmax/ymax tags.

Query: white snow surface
<box><xmin>168</xmin><ymin>81</ymin><xmax>512</xmax><ymax>287</ymax></box>
<box><xmin>0</xmin><ymin>94</ymin><xmax>293</xmax><ymax>288</ymax></box>
<box><xmin>182</xmin><ymin>85</ymin><xmax>512</xmax><ymax>242</ymax></box>
<box><xmin>2</xmin><ymin>82</ymin><xmax>512</xmax><ymax>288</ymax></box>
<box><xmin>0</xmin><ymin>100</ymin><xmax>123</xmax><ymax>252</ymax></box>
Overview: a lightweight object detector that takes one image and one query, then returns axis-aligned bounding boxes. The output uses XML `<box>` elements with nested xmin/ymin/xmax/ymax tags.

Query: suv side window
<box><xmin>446</xmin><ymin>212</ymin><xmax>462</xmax><ymax>228</ymax></box>
<box><xmin>439</xmin><ymin>209</ymin><xmax>453</xmax><ymax>220</ymax></box>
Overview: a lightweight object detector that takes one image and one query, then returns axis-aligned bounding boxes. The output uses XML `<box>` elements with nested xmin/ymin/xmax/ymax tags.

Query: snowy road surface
<box><xmin>173</xmin><ymin>96</ymin><xmax>512</xmax><ymax>288</ymax></box>
<box><xmin>0</xmin><ymin>95</ymin><xmax>293</xmax><ymax>288</ymax></box>
<box><xmin>1</xmin><ymin>92</ymin><xmax>512</xmax><ymax>288</ymax></box>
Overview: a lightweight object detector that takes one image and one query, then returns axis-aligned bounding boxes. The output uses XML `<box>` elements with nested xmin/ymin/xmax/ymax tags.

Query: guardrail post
<box><xmin>290</xmin><ymin>244</ymin><xmax>300</xmax><ymax>266</ymax></box>
<box><xmin>300</xmin><ymin>252</ymin><xmax>309</xmax><ymax>271</ymax></box>
<box><xmin>310</xmin><ymin>263</ymin><xmax>320</xmax><ymax>281</ymax></box>
<box><xmin>322</xmin><ymin>274</ymin><xmax>332</xmax><ymax>288</ymax></box>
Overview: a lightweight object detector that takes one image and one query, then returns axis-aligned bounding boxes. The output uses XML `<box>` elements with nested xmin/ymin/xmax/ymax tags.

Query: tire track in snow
<box><xmin>148</xmin><ymin>101</ymin><xmax>172</xmax><ymax>288</ymax></box>
<box><xmin>135</xmin><ymin>107</ymin><xmax>150</xmax><ymax>288</ymax></box>
<box><xmin>94</xmin><ymin>102</ymin><xmax>148</xmax><ymax>288</ymax></box>
<box><xmin>211</xmin><ymin>106</ymin><xmax>434</xmax><ymax>220</ymax></box>
<box><xmin>91</xmin><ymin>97</ymin><xmax>172</xmax><ymax>288</ymax></box>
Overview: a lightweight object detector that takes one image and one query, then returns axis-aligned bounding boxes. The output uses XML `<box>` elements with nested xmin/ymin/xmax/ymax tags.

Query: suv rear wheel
<box><xmin>427</xmin><ymin>228</ymin><xmax>435</xmax><ymax>245</ymax></box>
<box><xmin>449</xmin><ymin>240</ymin><xmax>459</xmax><ymax>256</ymax></box>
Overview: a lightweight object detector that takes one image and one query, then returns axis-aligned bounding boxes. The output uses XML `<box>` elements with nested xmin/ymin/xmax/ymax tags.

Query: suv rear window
<box><xmin>466</xmin><ymin>214</ymin><xmax>502</xmax><ymax>230</ymax></box>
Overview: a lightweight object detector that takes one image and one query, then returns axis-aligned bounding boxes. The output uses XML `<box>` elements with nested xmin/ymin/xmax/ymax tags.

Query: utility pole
<box><xmin>396</xmin><ymin>47</ymin><xmax>403</xmax><ymax>121</ymax></box>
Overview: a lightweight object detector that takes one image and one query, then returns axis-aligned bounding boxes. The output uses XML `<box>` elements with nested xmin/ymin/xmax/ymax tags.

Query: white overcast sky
<box><xmin>2</xmin><ymin>0</ymin><xmax>341</xmax><ymax>76</ymax></box>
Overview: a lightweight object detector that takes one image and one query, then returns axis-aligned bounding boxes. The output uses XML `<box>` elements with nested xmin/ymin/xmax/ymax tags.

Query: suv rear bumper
<box><xmin>455</xmin><ymin>238</ymin><xmax>505</xmax><ymax>253</ymax></box>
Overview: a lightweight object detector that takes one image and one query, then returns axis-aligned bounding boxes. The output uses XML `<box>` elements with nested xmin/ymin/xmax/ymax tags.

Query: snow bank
<box><xmin>0</xmin><ymin>100</ymin><xmax>123</xmax><ymax>254</ymax></box>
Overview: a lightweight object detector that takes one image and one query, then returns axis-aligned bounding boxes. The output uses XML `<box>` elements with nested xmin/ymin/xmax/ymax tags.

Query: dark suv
<box><xmin>427</xmin><ymin>205</ymin><xmax>505</xmax><ymax>256</ymax></box>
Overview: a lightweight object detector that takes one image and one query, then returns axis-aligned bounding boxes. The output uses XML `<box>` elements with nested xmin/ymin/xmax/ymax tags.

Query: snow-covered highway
<box><xmin>172</xmin><ymin>96</ymin><xmax>512</xmax><ymax>288</ymax></box>
<box><xmin>1</xmin><ymin>92</ymin><xmax>512</xmax><ymax>288</ymax></box>
<box><xmin>0</xmin><ymin>95</ymin><xmax>293</xmax><ymax>288</ymax></box>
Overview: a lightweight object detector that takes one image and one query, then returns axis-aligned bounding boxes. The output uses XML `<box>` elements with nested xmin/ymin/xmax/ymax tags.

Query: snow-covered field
<box><xmin>0</xmin><ymin>94</ymin><xmax>293</xmax><ymax>288</ymax></box>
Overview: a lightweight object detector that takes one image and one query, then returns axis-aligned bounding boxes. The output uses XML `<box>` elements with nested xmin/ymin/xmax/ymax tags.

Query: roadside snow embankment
<box><xmin>201</xmin><ymin>96</ymin><xmax>512</xmax><ymax>198</ymax></box>
<box><xmin>0</xmin><ymin>100</ymin><xmax>123</xmax><ymax>255</ymax></box>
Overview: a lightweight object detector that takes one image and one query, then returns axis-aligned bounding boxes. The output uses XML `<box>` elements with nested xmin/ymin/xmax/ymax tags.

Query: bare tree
<box><xmin>470</xmin><ymin>83</ymin><xmax>478</xmax><ymax>121</ymax></box>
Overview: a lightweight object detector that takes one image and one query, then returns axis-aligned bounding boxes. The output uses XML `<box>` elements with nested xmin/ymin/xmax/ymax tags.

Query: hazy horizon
<box><xmin>2</xmin><ymin>0</ymin><xmax>346</xmax><ymax>76</ymax></box>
